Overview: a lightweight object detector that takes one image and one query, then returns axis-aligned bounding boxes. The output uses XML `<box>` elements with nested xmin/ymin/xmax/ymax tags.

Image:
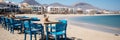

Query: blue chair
<box><xmin>4</xmin><ymin>17</ymin><xmax>9</xmax><ymax>30</ymax></box>
<box><xmin>0</xmin><ymin>16</ymin><xmax>5</xmax><ymax>27</ymax></box>
<box><xmin>0</xmin><ymin>16</ymin><xmax>2</xmax><ymax>24</ymax></box>
<box><xmin>24</xmin><ymin>20</ymin><xmax>44</xmax><ymax>40</ymax></box>
<box><xmin>48</xmin><ymin>20</ymin><xmax>67</xmax><ymax>40</ymax></box>
<box><xmin>7</xmin><ymin>18</ymin><xmax>11</xmax><ymax>31</ymax></box>
<box><xmin>9</xmin><ymin>18</ymin><xmax>22</xmax><ymax>34</ymax></box>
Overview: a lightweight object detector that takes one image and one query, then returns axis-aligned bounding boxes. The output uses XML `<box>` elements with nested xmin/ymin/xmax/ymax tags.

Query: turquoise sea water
<box><xmin>70</xmin><ymin>15</ymin><xmax>120</xmax><ymax>28</ymax></box>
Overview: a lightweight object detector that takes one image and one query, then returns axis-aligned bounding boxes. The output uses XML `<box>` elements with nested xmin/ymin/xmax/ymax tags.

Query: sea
<box><xmin>69</xmin><ymin>15</ymin><xmax>120</xmax><ymax>34</ymax></box>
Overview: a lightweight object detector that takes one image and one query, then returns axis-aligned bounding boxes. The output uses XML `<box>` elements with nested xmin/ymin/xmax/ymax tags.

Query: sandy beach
<box><xmin>0</xmin><ymin>14</ymin><xmax>120</xmax><ymax>40</ymax></box>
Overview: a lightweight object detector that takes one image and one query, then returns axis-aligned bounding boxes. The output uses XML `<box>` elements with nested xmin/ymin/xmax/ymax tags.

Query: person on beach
<box><xmin>43</xmin><ymin>14</ymin><xmax>49</xmax><ymax>22</ymax></box>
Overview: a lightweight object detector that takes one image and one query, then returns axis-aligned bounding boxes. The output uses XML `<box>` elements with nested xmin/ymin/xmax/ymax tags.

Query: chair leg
<box><xmin>6</xmin><ymin>24</ymin><xmax>8</xmax><ymax>31</ymax></box>
<box><xmin>10</xmin><ymin>27</ymin><xmax>14</xmax><ymax>34</ymax></box>
<box><xmin>41</xmin><ymin>32</ymin><xmax>44</xmax><ymax>40</ymax></box>
<box><xmin>12</xmin><ymin>27</ymin><xmax>14</xmax><ymax>34</ymax></box>
<box><xmin>24</xmin><ymin>33</ymin><xmax>27</xmax><ymax>40</ymax></box>
<box><xmin>7</xmin><ymin>24</ymin><xmax>9</xmax><ymax>31</ymax></box>
<box><xmin>10</xmin><ymin>27</ymin><xmax>13</xmax><ymax>33</ymax></box>
<box><xmin>20</xmin><ymin>25</ymin><xmax>22</xmax><ymax>33</ymax></box>
<box><xmin>8</xmin><ymin>26</ymin><xmax>9</xmax><ymax>31</ymax></box>
<box><xmin>2</xmin><ymin>23</ymin><xmax>4</xmax><ymax>27</ymax></box>
<box><xmin>8</xmin><ymin>26</ymin><xmax>10</xmax><ymax>31</ymax></box>
<box><xmin>55</xmin><ymin>35</ymin><xmax>57</xmax><ymax>40</ymax></box>
<box><xmin>58</xmin><ymin>36</ymin><xmax>60</xmax><ymax>40</ymax></box>
<box><xmin>65</xmin><ymin>34</ymin><xmax>67</xmax><ymax>40</ymax></box>
<box><xmin>5</xmin><ymin>23</ymin><xmax>7</xmax><ymax>30</ymax></box>
<box><xmin>30</xmin><ymin>33</ymin><xmax>32</xmax><ymax>40</ymax></box>
<box><xmin>10</xmin><ymin>27</ymin><xmax>12</xmax><ymax>33</ymax></box>
<box><xmin>34</xmin><ymin>33</ymin><xmax>37</xmax><ymax>40</ymax></box>
<box><xmin>4</xmin><ymin>24</ymin><xmax>6</xmax><ymax>30</ymax></box>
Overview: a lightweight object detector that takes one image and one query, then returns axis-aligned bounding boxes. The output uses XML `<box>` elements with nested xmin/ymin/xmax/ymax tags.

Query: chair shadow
<box><xmin>40</xmin><ymin>37</ymin><xmax>82</xmax><ymax>40</ymax></box>
<box><xmin>14</xmin><ymin>28</ymin><xmax>24</xmax><ymax>34</ymax></box>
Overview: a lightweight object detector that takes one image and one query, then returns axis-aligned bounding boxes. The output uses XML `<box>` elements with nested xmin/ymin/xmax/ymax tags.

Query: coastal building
<box><xmin>102</xmin><ymin>10</ymin><xmax>112</xmax><ymax>14</ymax></box>
<box><xmin>28</xmin><ymin>5</ymin><xmax>44</xmax><ymax>14</ymax></box>
<box><xmin>0</xmin><ymin>1</ymin><xmax>20</xmax><ymax>14</ymax></box>
<box><xmin>47</xmin><ymin>3</ymin><xmax>75</xmax><ymax>14</ymax></box>
<box><xmin>113</xmin><ymin>11</ymin><xmax>120</xmax><ymax>14</ymax></box>
<box><xmin>76</xmin><ymin>8</ymin><xmax>83</xmax><ymax>14</ymax></box>
<box><xmin>47</xmin><ymin>6</ymin><xmax>69</xmax><ymax>14</ymax></box>
<box><xmin>20</xmin><ymin>3</ymin><xmax>29</xmax><ymax>8</ymax></box>
<box><xmin>42</xmin><ymin>4</ymin><xmax>48</xmax><ymax>14</ymax></box>
<box><xmin>85</xmin><ymin>9</ymin><xmax>97</xmax><ymax>15</ymax></box>
<box><xmin>19</xmin><ymin>3</ymin><xmax>32</xmax><ymax>14</ymax></box>
<box><xmin>20</xmin><ymin>0</ymin><xmax>44</xmax><ymax>14</ymax></box>
<box><xmin>68</xmin><ymin>7</ymin><xmax>75</xmax><ymax>14</ymax></box>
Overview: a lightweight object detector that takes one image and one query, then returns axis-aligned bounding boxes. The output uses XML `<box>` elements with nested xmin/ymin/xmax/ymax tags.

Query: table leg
<box><xmin>45</xmin><ymin>24</ymin><xmax>48</xmax><ymax>40</ymax></box>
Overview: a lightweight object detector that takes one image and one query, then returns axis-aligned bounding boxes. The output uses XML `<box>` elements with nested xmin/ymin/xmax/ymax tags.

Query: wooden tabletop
<box><xmin>33</xmin><ymin>21</ymin><xmax>59</xmax><ymax>24</ymax></box>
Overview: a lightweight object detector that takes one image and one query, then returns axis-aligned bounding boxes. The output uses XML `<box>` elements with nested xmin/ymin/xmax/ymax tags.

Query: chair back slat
<box><xmin>9</xmin><ymin>18</ymin><xmax>14</xmax><ymax>24</ymax></box>
<box><xmin>5</xmin><ymin>17</ymin><xmax>9</xmax><ymax>23</ymax></box>
<box><xmin>24</xmin><ymin>20</ymin><xmax>32</xmax><ymax>31</ymax></box>
<box><xmin>55</xmin><ymin>20</ymin><xmax>67</xmax><ymax>32</ymax></box>
<box><xmin>31</xmin><ymin>17</ymin><xmax>40</xmax><ymax>21</ymax></box>
<box><xmin>24</xmin><ymin>21</ymin><xmax>31</xmax><ymax>28</ymax></box>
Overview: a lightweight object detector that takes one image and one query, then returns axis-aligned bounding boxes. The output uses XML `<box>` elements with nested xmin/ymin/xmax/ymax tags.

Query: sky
<box><xmin>5</xmin><ymin>0</ymin><xmax>120</xmax><ymax>11</ymax></box>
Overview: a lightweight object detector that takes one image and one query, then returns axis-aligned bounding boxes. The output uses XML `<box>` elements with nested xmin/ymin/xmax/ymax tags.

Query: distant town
<box><xmin>0</xmin><ymin>0</ymin><xmax>120</xmax><ymax>15</ymax></box>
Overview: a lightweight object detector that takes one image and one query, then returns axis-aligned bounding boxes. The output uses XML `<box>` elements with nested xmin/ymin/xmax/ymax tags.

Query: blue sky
<box><xmin>6</xmin><ymin>0</ymin><xmax>120</xmax><ymax>11</ymax></box>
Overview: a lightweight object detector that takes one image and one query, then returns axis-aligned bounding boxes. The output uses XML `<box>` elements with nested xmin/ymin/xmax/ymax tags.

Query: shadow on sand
<box><xmin>40</xmin><ymin>37</ymin><xmax>82</xmax><ymax>40</ymax></box>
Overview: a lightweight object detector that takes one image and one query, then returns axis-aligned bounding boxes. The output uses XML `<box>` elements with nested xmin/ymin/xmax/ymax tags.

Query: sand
<box><xmin>0</xmin><ymin>14</ymin><xmax>120</xmax><ymax>40</ymax></box>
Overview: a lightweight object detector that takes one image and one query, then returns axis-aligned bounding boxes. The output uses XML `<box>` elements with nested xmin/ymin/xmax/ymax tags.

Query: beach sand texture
<box><xmin>0</xmin><ymin>14</ymin><xmax>120</xmax><ymax>40</ymax></box>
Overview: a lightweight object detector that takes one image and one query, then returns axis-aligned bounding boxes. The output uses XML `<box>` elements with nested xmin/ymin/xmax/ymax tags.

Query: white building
<box><xmin>0</xmin><ymin>1</ymin><xmax>19</xmax><ymax>13</ymax></box>
<box><xmin>102</xmin><ymin>10</ymin><xmax>112</xmax><ymax>14</ymax></box>
<box><xmin>85</xmin><ymin>9</ymin><xmax>97</xmax><ymax>15</ymax></box>
<box><xmin>68</xmin><ymin>7</ymin><xmax>75</xmax><ymax>14</ymax></box>
<box><xmin>47</xmin><ymin>6</ymin><xmax>69</xmax><ymax>14</ymax></box>
<box><xmin>76</xmin><ymin>8</ymin><xmax>83</xmax><ymax>14</ymax></box>
<box><xmin>28</xmin><ymin>5</ymin><xmax>43</xmax><ymax>14</ymax></box>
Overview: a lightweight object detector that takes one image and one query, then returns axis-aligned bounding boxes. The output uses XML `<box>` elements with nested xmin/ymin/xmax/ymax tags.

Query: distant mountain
<box><xmin>48</xmin><ymin>2</ymin><xmax>74</xmax><ymax>8</ymax></box>
<box><xmin>20</xmin><ymin>1</ymin><xmax>102</xmax><ymax>10</ymax></box>
<box><xmin>49</xmin><ymin>3</ymin><xmax>67</xmax><ymax>7</ymax></box>
<box><xmin>42</xmin><ymin>4</ymin><xmax>48</xmax><ymax>6</ymax></box>
<box><xmin>73</xmin><ymin>2</ymin><xmax>101</xmax><ymax>10</ymax></box>
<box><xmin>21</xmin><ymin>0</ymin><xmax>40</xmax><ymax>5</ymax></box>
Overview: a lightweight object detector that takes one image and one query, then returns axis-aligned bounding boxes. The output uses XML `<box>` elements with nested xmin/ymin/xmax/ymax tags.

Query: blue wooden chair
<box><xmin>9</xmin><ymin>18</ymin><xmax>22</xmax><ymax>34</ymax></box>
<box><xmin>4</xmin><ymin>17</ymin><xmax>9</xmax><ymax>30</ymax></box>
<box><xmin>48</xmin><ymin>20</ymin><xmax>67</xmax><ymax>40</ymax></box>
<box><xmin>24</xmin><ymin>20</ymin><xmax>44</xmax><ymax>40</ymax></box>
<box><xmin>0</xmin><ymin>16</ymin><xmax>2</xmax><ymax>24</ymax></box>
<box><xmin>6</xmin><ymin>18</ymin><xmax>11</xmax><ymax>31</ymax></box>
<box><xmin>0</xmin><ymin>16</ymin><xmax>5</xmax><ymax>27</ymax></box>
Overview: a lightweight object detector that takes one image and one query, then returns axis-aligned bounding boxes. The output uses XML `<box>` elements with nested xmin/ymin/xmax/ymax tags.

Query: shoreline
<box><xmin>69</xmin><ymin>20</ymin><xmax>120</xmax><ymax>34</ymax></box>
